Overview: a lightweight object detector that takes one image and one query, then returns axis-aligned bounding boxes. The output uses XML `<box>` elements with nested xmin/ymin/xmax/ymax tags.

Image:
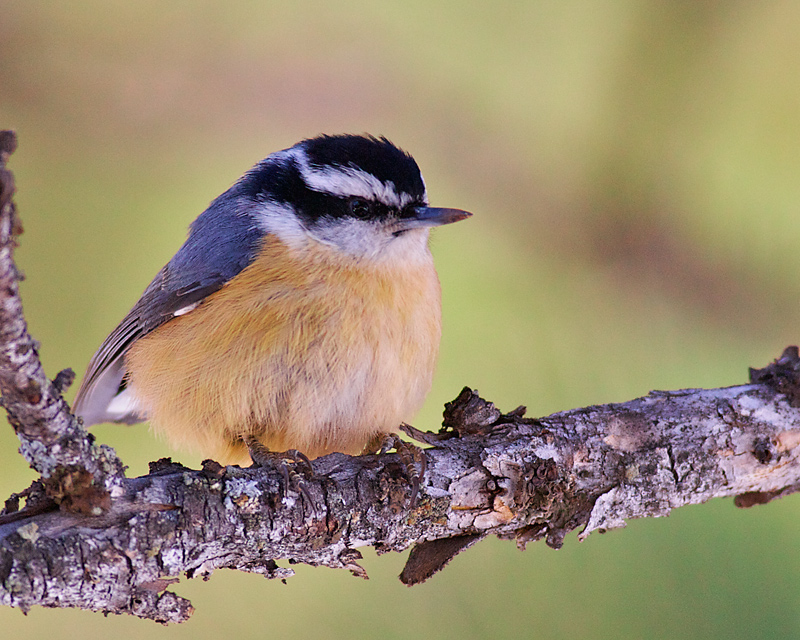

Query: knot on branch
<box><xmin>0</xmin><ymin>130</ymin><xmax>22</xmax><ymax>236</ymax></box>
<box><xmin>749</xmin><ymin>345</ymin><xmax>800</xmax><ymax>407</ymax></box>
<box><xmin>129</xmin><ymin>588</ymin><xmax>194</xmax><ymax>625</ymax></box>
<box><xmin>51</xmin><ymin>368</ymin><xmax>76</xmax><ymax>394</ymax></box>
<box><xmin>442</xmin><ymin>386</ymin><xmax>533</xmax><ymax>435</ymax></box>
<box><xmin>402</xmin><ymin>387</ymin><xmax>538</xmax><ymax>445</ymax></box>
<box><xmin>0</xmin><ymin>131</ymin><xmax>18</xmax><ymax>157</ymax></box>
<box><xmin>44</xmin><ymin>466</ymin><xmax>111</xmax><ymax>516</ymax></box>
<box><xmin>443</xmin><ymin>387</ymin><xmax>502</xmax><ymax>433</ymax></box>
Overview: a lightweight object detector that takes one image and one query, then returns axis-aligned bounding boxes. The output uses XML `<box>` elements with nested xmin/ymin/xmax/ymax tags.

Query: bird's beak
<box><xmin>394</xmin><ymin>206</ymin><xmax>472</xmax><ymax>233</ymax></box>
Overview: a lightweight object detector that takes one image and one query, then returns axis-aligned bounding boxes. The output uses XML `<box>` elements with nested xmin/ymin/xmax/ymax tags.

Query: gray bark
<box><xmin>2</xmin><ymin>130</ymin><xmax>799</xmax><ymax>624</ymax></box>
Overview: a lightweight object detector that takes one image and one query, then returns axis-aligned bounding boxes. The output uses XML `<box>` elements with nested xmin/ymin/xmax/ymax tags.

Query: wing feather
<box><xmin>73</xmin><ymin>267</ymin><xmax>231</xmax><ymax>425</ymax></box>
<box><xmin>73</xmin><ymin>186</ymin><xmax>266</xmax><ymax>426</ymax></box>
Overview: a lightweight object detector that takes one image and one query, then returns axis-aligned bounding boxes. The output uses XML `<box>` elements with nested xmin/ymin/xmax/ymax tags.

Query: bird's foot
<box><xmin>364</xmin><ymin>430</ymin><xmax>427</xmax><ymax>507</ymax></box>
<box><xmin>244</xmin><ymin>436</ymin><xmax>314</xmax><ymax>506</ymax></box>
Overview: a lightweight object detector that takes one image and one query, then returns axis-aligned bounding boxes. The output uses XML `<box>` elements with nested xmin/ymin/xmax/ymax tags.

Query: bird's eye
<box><xmin>348</xmin><ymin>198</ymin><xmax>372</xmax><ymax>219</ymax></box>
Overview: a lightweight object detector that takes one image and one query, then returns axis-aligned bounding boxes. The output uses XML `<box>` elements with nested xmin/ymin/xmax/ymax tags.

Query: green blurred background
<box><xmin>2</xmin><ymin>1</ymin><xmax>800</xmax><ymax>637</ymax></box>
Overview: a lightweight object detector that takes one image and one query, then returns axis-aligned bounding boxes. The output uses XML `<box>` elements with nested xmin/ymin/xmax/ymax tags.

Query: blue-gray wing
<box><xmin>73</xmin><ymin>188</ymin><xmax>265</xmax><ymax>426</ymax></box>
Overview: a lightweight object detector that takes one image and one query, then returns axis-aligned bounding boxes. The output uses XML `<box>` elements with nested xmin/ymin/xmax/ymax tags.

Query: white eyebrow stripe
<box><xmin>290</xmin><ymin>148</ymin><xmax>420</xmax><ymax>208</ymax></box>
<box><xmin>303</xmin><ymin>166</ymin><xmax>412</xmax><ymax>208</ymax></box>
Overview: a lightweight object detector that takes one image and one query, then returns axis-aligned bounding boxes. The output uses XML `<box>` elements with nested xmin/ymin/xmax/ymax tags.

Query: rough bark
<box><xmin>2</xmin><ymin>130</ymin><xmax>800</xmax><ymax>624</ymax></box>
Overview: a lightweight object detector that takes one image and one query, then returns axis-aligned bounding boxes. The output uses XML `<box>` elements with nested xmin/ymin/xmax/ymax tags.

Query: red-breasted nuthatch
<box><xmin>74</xmin><ymin>134</ymin><xmax>471</xmax><ymax>465</ymax></box>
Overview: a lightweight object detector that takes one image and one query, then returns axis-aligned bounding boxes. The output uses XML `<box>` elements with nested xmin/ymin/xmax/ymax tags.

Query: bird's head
<box><xmin>237</xmin><ymin>134</ymin><xmax>471</xmax><ymax>263</ymax></box>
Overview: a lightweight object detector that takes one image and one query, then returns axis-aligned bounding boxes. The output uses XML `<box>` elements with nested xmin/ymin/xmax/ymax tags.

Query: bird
<box><xmin>73</xmin><ymin>134</ymin><xmax>471</xmax><ymax>466</ymax></box>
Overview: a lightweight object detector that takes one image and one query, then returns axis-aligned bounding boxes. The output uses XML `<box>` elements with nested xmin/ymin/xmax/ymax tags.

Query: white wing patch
<box><xmin>173</xmin><ymin>301</ymin><xmax>200</xmax><ymax>317</ymax></box>
<box><xmin>105</xmin><ymin>387</ymin><xmax>143</xmax><ymax>421</ymax></box>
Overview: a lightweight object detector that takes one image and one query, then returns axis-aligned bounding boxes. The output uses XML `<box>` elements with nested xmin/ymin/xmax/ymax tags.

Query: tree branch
<box><xmin>2</xmin><ymin>131</ymin><xmax>800</xmax><ymax>624</ymax></box>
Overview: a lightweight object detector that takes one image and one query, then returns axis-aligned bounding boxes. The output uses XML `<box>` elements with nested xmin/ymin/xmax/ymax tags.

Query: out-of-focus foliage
<box><xmin>2</xmin><ymin>1</ymin><xmax>800</xmax><ymax>638</ymax></box>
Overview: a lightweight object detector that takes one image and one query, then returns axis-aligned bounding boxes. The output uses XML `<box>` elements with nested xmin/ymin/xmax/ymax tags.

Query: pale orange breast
<box><xmin>125</xmin><ymin>235</ymin><xmax>442</xmax><ymax>463</ymax></box>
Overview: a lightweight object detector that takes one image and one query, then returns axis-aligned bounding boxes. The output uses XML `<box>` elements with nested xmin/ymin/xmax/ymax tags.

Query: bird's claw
<box><xmin>366</xmin><ymin>431</ymin><xmax>427</xmax><ymax>507</ymax></box>
<box><xmin>244</xmin><ymin>437</ymin><xmax>315</xmax><ymax>507</ymax></box>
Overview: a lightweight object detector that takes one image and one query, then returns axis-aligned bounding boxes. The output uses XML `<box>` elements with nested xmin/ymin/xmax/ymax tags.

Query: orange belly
<box><xmin>124</xmin><ymin>235</ymin><xmax>442</xmax><ymax>464</ymax></box>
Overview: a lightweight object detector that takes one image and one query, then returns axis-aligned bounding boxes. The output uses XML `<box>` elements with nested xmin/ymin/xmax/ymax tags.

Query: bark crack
<box><xmin>666</xmin><ymin>445</ymin><xmax>680</xmax><ymax>487</ymax></box>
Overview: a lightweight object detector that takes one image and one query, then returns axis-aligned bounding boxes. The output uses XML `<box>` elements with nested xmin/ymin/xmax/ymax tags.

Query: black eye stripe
<box><xmin>239</xmin><ymin>147</ymin><xmax>424</xmax><ymax>227</ymax></box>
